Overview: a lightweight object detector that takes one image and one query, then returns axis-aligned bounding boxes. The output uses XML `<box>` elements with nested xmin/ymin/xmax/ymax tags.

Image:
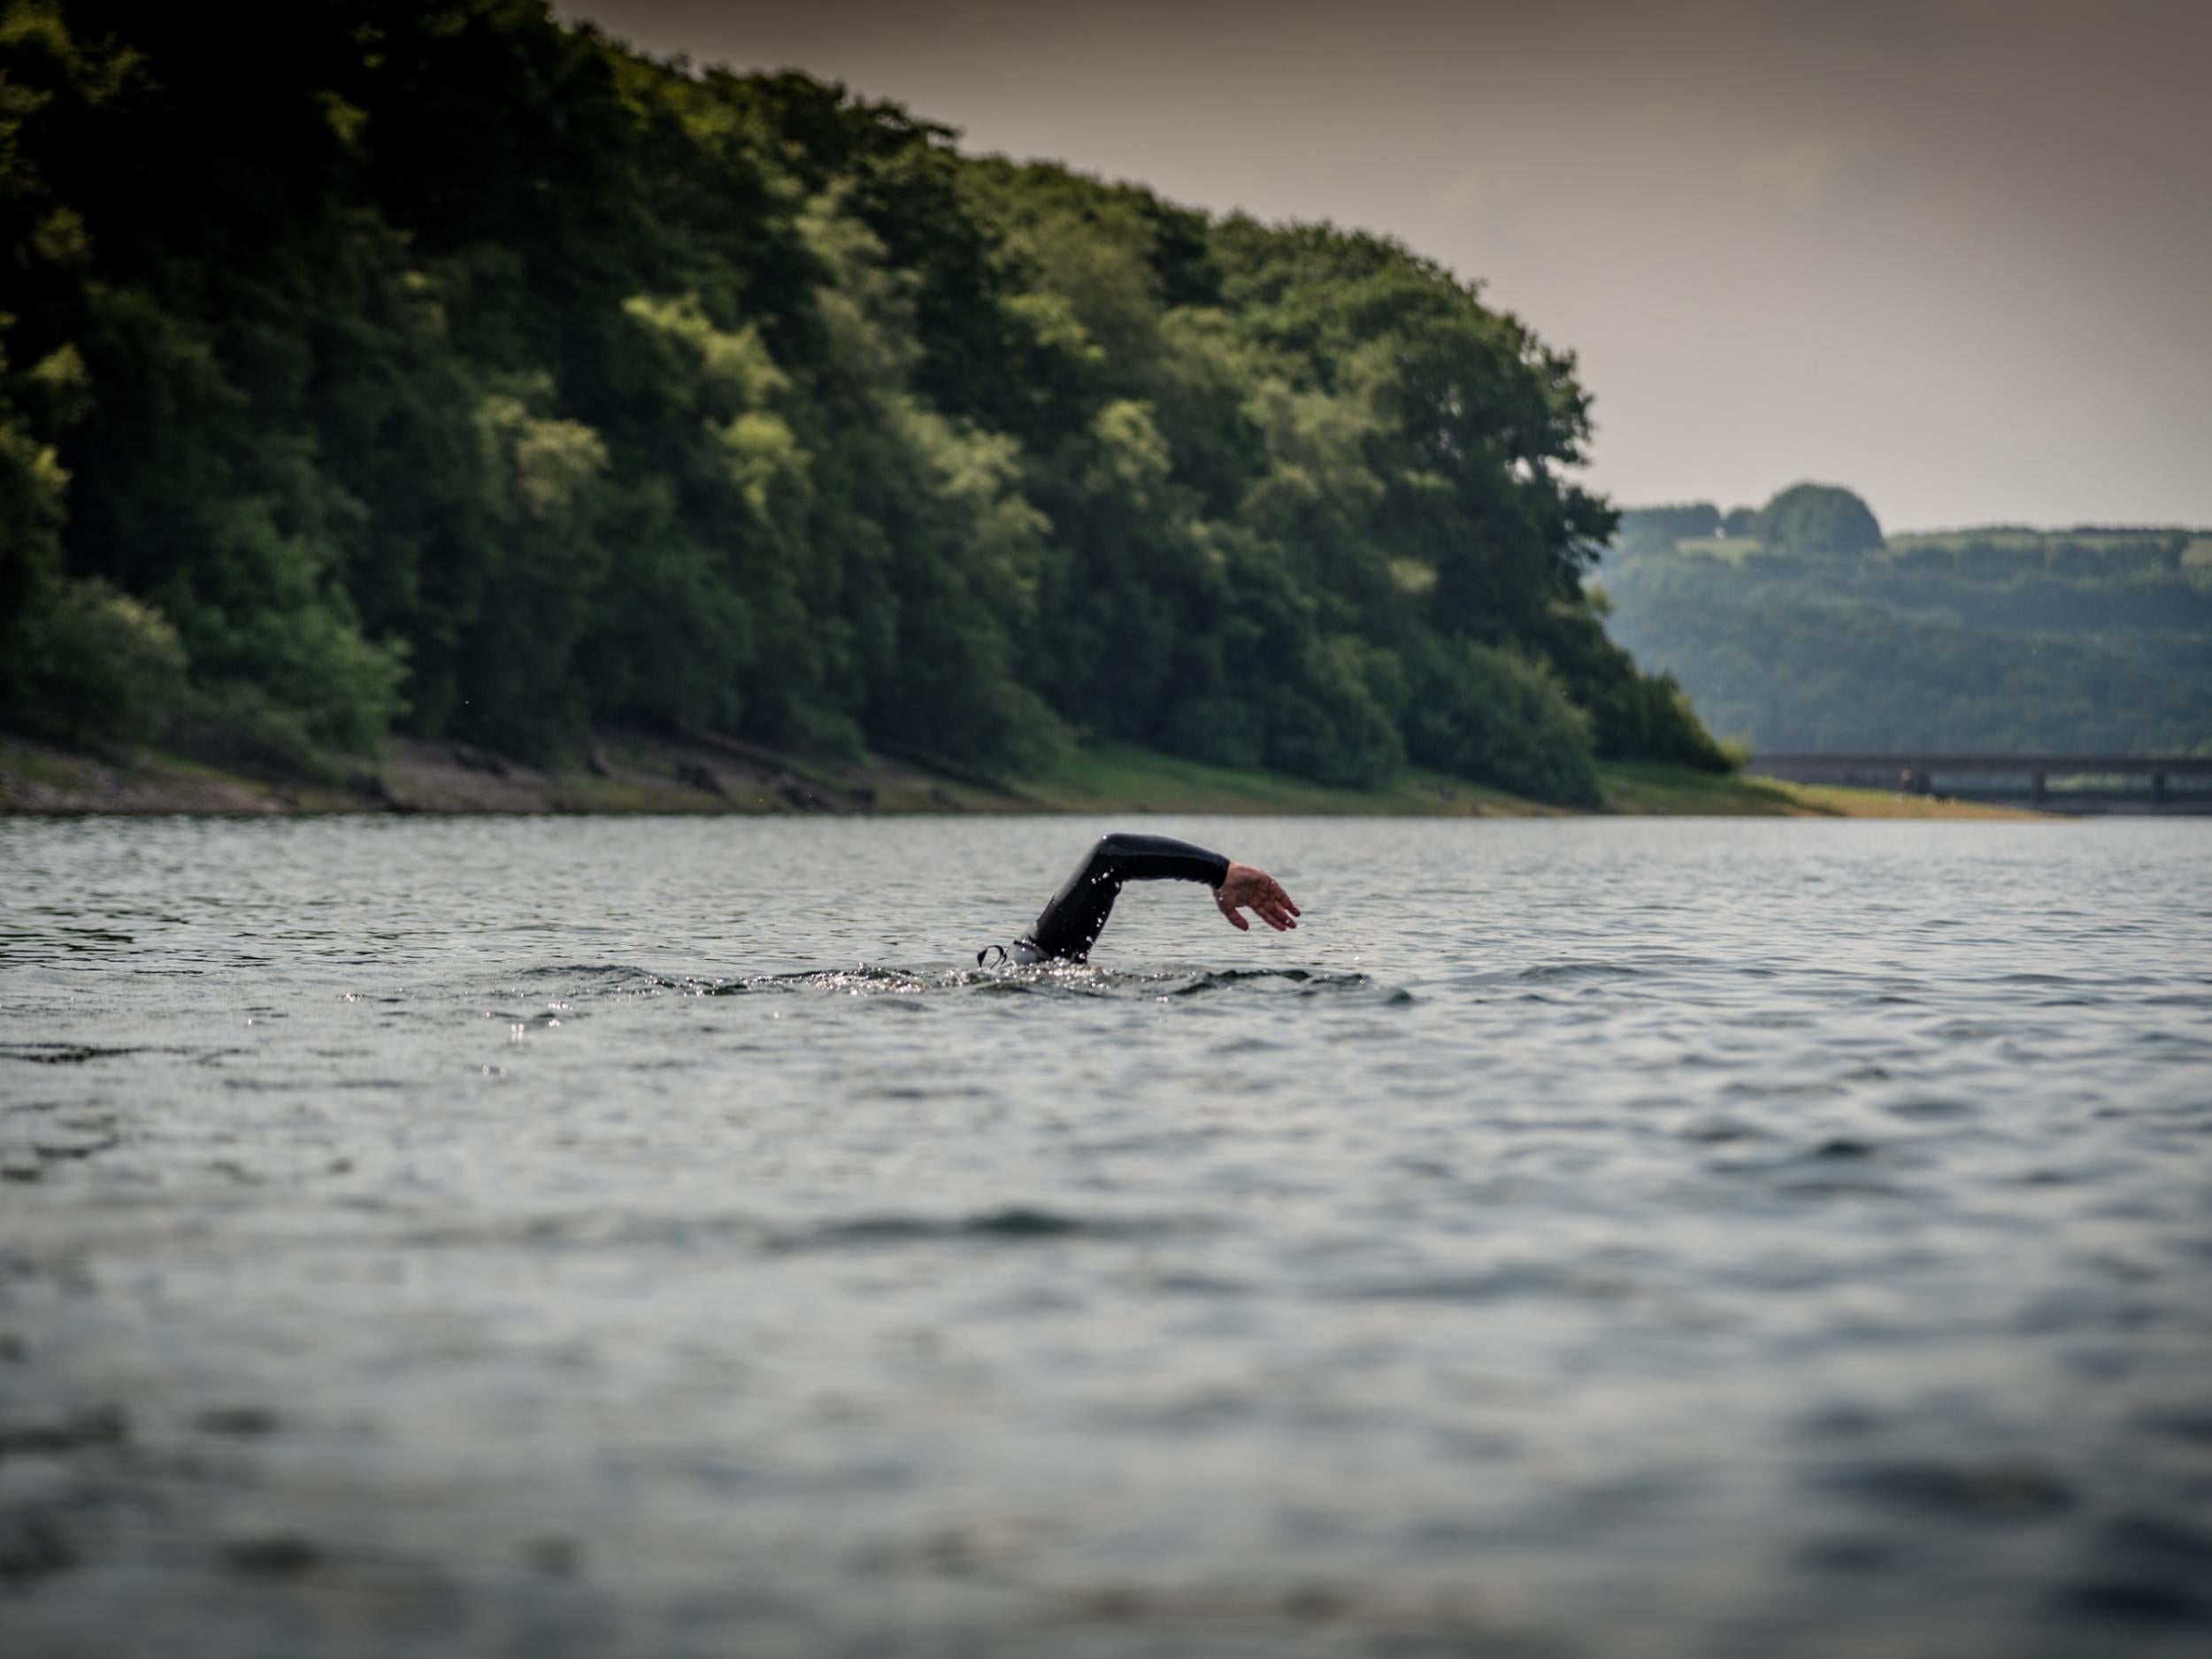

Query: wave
<box><xmin>0</xmin><ymin>1041</ymin><xmax>204</xmax><ymax>1065</ymax></box>
<box><xmin>524</xmin><ymin>962</ymin><xmax>1406</xmax><ymax>1004</ymax></box>
<box><xmin>772</xmin><ymin>1206</ymin><xmax>1203</xmax><ymax>1249</ymax></box>
<box><xmin>395</xmin><ymin>1203</ymin><xmax>1200</xmax><ymax>1255</ymax></box>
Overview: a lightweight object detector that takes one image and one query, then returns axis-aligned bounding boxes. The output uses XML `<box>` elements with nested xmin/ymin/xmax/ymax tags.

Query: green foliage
<box><xmin>167</xmin><ymin>679</ymin><xmax>330</xmax><ymax>779</ymax></box>
<box><xmin>1618</xmin><ymin>503</ymin><xmax>1720</xmax><ymax>540</ymax></box>
<box><xmin>1403</xmin><ymin>642</ymin><xmax>1601</xmax><ymax>807</ymax></box>
<box><xmin>1532</xmin><ymin>601</ymin><xmax>1735</xmax><ymax>771</ymax></box>
<box><xmin>4</xmin><ymin>575</ymin><xmax>186</xmax><ymax>745</ymax></box>
<box><xmin>1605</xmin><ymin>518</ymin><xmax>2212</xmax><ymax>754</ymax></box>
<box><xmin>0</xmin><ymin>0</ymin><xmax>1723</xmax><ymax>801</ymax></box>
<box><xmin>1756</xmin><ymin>483</ymin><xmax>1885</xmax><ymax>557</ymax></box>
<box><xmin>0</xmin><ymin>362</ymin><xmax>69</xmax><ymax>631</ymax></box>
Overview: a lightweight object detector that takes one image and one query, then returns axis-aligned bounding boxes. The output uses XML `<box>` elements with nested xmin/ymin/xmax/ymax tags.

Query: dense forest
<box><xmin>1604</xmin><ymin>488</ymin><xmax>2212</xmax><ymax>754</ymax></box>
<box><xmin>0</xmin><ymin>0</ymin><xmax>1727</xmax><ymax>807</ymax></box>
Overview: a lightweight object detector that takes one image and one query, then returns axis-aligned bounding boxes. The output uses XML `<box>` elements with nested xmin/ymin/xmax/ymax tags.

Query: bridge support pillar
<box><xmin>2031</xmin><ymin>770</ymin><xmax>2047</xmax><ymax>803</ymax></box>
<box><xmin>2152</xmin><ymin>771</ymin><xmax>2168</xmax><ymax>805</ymax></box>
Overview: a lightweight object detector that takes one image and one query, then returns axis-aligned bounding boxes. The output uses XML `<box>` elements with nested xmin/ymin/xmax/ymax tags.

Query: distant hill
<box><xmin>1599</xmin><ymin>488</ymin><xmax>2212</xmax><ymax>755</ymax></box>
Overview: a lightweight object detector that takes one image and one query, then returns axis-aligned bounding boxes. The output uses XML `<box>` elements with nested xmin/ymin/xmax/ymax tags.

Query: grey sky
<box><xmin>559</xmin><ymin>1</ymin><xmax>2212</xmax><ymax>530</ymax></box>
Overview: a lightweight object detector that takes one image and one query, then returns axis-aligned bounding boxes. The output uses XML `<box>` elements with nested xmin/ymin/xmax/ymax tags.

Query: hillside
<box><xmin>1601</xmin><ymin>492</ymin><xmax>2212</xmax><ymax>755</ymax></box>
<box><xmin>0</xmin><ymin>0</ymin><xmax>1728</xmax><ymax>809</ymax></box>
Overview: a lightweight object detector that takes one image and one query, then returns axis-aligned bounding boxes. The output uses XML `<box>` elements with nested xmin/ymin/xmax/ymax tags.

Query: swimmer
<box><xmin>979</xmin><ymin>833</ymin><xmax>1300</xmax><ymax>965</ymax></box>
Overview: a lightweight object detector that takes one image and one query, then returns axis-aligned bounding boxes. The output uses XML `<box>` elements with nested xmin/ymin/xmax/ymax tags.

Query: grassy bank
<box><xmin>1013</xmin><ymin>747</ymin><xmax>2031</xmax><ymax>818</ymax></box>
<box><xmin>1</xmin><ymin>731</ymin><xmax>2035</xmax><ymax>820</ymax></box>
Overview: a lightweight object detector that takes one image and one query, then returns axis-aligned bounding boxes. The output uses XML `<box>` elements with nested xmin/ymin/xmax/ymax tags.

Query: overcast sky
<box><xmin>560</xmin><ymin>1</ymin><xmax>2211</xmax><ymax>531</ymax></box>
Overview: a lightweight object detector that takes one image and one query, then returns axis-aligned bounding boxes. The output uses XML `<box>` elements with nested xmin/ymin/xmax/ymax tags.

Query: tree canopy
<box><xmin>1603</xmin><ymin>516</ymin><xmax>2212</xmax><ymax>754</ymax></box>
<box><xmin>0</xmin><ymin>0</ymin><xmax>1726</xmax><ymax>803</ymax></box>
<box><xmin>1756</xmin><ymin>483</ymin><xmax>1885</xmax><ymax>557</ymax></box>
<box><xmin>1617</xmin><ymin>503</ymin><xmax>1721</xmax><ymax>540</ymax></box>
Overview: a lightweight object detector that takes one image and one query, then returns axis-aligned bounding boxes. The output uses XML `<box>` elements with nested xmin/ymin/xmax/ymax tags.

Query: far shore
<box><xmin>0</xmin><ymin>731</ymin><xmax>2039</xmax><ymax>821</ymax></box>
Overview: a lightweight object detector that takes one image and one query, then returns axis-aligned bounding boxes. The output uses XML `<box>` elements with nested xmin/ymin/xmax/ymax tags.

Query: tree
<box><xmin>1757</xmin><ymin>482</ymin><xmax>1885</xmax><ymax>556</ymax></box>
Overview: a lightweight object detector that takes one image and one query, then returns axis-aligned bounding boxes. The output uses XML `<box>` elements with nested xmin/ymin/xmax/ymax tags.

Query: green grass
<box><xmin>1597</xmin><ymin>760</ymin><xmax>1806</xmax><ymax>814</ymax></box>
<box><xmin>998</xmin><ymin>744</ymin><xmax>2019</xmax><ymax>819</ymax></box>
<box><xmin>0</xmin><ymin>737</ymin><xmax>97</xmax><ymax>792</ymax></box>
<box><xmin>1601</xmin><ymin>758</ymin><xmax>2036</xmax><ymax>818</ymax></box>
<box><xmin>1006</xmin><ymin>743</ymin><xmax>1537</xmax><ymax>816</ymax></box>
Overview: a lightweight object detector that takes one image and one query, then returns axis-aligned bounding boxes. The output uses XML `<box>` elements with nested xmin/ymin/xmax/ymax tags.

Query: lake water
<box><xmin>2</xmin><ymin>815</ymin><xmax>2208</xmax><ymax>1658</ymax></box>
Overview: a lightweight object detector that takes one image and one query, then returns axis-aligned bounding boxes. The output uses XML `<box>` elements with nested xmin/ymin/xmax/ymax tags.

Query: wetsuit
<box><xmin>980</xmin><ymin>833</ymin><xmax>1230</xmax><ymax>965</ymax></box>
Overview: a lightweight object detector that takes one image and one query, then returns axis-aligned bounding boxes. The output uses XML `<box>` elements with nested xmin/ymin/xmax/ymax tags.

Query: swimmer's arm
<box><xmin>1023</xmin><ymin>834</ymin><xmax>1299</xmax><ymax>960</ymax></box>
<box><xmin>1093</xmin><ymin>835</ymin><xmax>1301</xmax><ymax>933</ymax></box>
<box><xmin>1092</xmin><ymin>833</ymin><xmax>1231</xmax><ymax>887</ymax></box>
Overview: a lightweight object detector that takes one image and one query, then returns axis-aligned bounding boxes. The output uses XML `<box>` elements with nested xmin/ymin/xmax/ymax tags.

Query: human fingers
<box><xmin>1217</xmin><ymin>894</ymin><xmax>1251</xmax><ymax>931</ymax></box>
<box><xmin>1270</xmin><ymin>880</ymin><xmax>1301</xmax><ymax>917</ymax></box>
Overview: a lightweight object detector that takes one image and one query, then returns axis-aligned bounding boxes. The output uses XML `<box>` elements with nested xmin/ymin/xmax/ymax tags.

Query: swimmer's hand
<box><xmin>1215</xmin><ymin>862</ymin><xmax>1301</xmax><ymax>933</ymax></box>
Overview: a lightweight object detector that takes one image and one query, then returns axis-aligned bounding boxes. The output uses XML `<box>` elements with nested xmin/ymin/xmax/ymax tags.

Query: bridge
<box><xmin>1749</xmin><ymin>754</ymin><xmax>2212</xmax><ymax>813</ymax></box>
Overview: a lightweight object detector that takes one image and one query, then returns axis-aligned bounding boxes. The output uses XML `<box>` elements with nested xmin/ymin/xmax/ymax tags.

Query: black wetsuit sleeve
<box><xmin>1022</xmin><ymin>833</ymin><xmax>1231</xmax><ymax>962</ymax></box>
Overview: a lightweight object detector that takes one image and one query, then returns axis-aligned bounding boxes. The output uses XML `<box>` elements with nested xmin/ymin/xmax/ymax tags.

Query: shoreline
<box><xmin>0</xmin><ymin>731</ymin><xmax>2039</xmax><ymax>821</ymax></box>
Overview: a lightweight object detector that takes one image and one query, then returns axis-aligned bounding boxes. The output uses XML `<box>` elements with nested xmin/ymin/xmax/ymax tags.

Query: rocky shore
<box><xmin>0</xmin><ymin>730</ymin><xmax>947</xmax><ymax>818</ymax></box>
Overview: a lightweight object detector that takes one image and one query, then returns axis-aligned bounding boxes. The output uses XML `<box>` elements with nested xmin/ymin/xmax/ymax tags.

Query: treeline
<box><xmin>0</xmin><ymin>1</ymin><xmax>1728</xmax><ymax>804</ymax></box>
<box><xmin>1601</xmin><ymin>504</ymin><xmax>2212</xmax><ymax>755</ymax></box>
<box><xmin>1617</xmin><ymin>483</ymin><xmax>1881</xmax><ymax>556</ymax></box>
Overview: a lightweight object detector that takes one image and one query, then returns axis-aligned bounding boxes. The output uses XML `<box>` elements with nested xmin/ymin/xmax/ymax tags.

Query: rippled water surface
<box><xmin>3</xmin><ymin>815</ymin><xmax>2208</xmax><ymax>1658</ymax></box>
